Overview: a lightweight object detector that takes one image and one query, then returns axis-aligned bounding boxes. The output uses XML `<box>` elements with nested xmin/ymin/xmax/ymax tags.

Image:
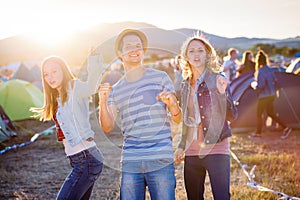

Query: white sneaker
<box><xmin>281</xmin><ymin>127</ymin><xmax>292</xmax><ymax>139</ymax></box>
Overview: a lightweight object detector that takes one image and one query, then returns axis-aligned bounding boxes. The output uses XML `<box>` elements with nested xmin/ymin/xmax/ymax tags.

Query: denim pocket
<box><xmin>156</xmin><ymin>159</ymin><xmax>173</xmax><ymax>166</ymax></box>
<box><xmin>147</xmin><ymin>159</ymin><xmax>174</xmax><ymax>172</ymax></box>
<box><xmin>88</xmin><ymin>152</ymin><xmax>103</xmax><ymax>181</ymax></box>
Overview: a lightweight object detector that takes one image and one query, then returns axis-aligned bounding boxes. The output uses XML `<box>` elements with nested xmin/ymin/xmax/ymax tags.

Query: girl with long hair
<box><xmin>174</xmin><ymin>34</ymin><xmax>237</xmax><ymax>200</ymax></box>
<box><xmin>32</xmin><ymin>52</ymin><xmax>104</xmax><ymax>200</ymax></box>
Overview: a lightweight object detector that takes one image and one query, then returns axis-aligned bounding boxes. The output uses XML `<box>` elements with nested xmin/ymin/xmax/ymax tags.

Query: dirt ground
<box><xmin>0</xmin><ymin>115</ymin><xmax>299</xmax><ymax>200</ymax></box>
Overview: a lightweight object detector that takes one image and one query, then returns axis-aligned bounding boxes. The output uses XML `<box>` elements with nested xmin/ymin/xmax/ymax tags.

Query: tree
<box><xmin>288</xmin><ymin>48</ymin><xmax>300</xmax><ymax>58</ymax></box>
<box><xmin>250</xmin><ymin>44</ymin><xmax>275</xmax><ymax>55</ymax></box>
<box><xmin>272</xmin><ymin>46</ymin><xmax>289</xmax><ymax>57</ymax></box>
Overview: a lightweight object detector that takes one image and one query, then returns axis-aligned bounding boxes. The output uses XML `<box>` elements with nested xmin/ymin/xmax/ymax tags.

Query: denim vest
<box><xmin>179</xmin><ymin>70</ymin><xmax>238</xmax><ymax>148</ymax></box>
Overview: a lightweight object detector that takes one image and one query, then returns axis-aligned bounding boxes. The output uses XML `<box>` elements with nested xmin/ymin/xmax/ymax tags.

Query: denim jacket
<box><xmin>178</xmin><ymin>69</ymin><xmax>237</xmax><ymax>149</ymax></box>
<box><xmin>56</xmin><ymin>55</ymin><xmax>103</xmax><ymax>147</ymax></box>
<box><xmin>257</xmin><ymin>65</ymin><xmax>278</xmax><ymax>99</ymax></box>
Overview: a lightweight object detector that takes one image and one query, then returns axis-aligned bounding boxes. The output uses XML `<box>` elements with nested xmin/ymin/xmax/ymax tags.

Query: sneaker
<box><xmin>281</xmin><ymin>127</ymin><xmax>292</xmax><ymax>139</ymax></box>
<box><xmin>248</xmin><ymin>132</ymin><xmax>262</xmax><ymax>138</ymax></box>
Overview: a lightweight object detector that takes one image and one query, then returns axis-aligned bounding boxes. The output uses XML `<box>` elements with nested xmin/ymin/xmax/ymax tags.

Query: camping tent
<box><xmin>29</xmin><ymin>64</ymin><xmax>42</xmax><ymax>81</ymax></box>
<box><xmin>0</xmin><ymin>62</ymin><xmax>39</xmax><ymax>83</ymax></box>
<box><xmin>230</xmin><ymin>71</ymin><xmax>300</xmax><ymax>131</ymax></box>
<box><xmin>0</xmin><ymin>79</ymin><xmax>44</xmax><ymax>121</ymax></box>
<box><xmin>0</xmin><ymin>117</ymin><xmax>10</xmax><ymax>142</ymax></box>
<box><xmin>12</xmin><ymin>63</ymin><xmax>36</xmax><ymax>82</ymax></box>
<box><xmin>0</xmin><ymin>105</ymin><xmax>17</xmax><ymax>142</ymax></box>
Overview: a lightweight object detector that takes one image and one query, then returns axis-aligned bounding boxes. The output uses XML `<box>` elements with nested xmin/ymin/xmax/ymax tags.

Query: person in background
<box><xmin>0</xmin><ymin>69</ymin><xmax>14</xmax><ymax>82</ymax></box>
<box><xmin>236</xmin><ymin>50</ymin><xmax>255</xmax><ymax>78</ymax></box>
<box><xmin>98</xmin><ymin>29</ymin><xmax>181</xmax><ymax>200</ymax></box>
<box><xmin>222</xmin><ymin>48</ymin><xmax>239</xmax><ymax>82</ymax></box>
<box><xmin>250</xmin><ymin>50</ymin><xmax>292</xmax><ymax>139</ymax></box>
<box><xmin>101</xmin><ymin>67</ymin><xmax>123</xmax><ymax>86</ymax></box>
<box><xmin>31</xmin><ymin>51</ymin><xmax>104</xmax><ymax>200</ymax></box>
<box><xmin>174</xmin><ymin>34</ymin><xmax>238</xmax><ymax>200</ymax></box>
<box><xmin>173</xmin><ymin>55</ymin><xmax>184</xmax><ymax>102</ymax></box>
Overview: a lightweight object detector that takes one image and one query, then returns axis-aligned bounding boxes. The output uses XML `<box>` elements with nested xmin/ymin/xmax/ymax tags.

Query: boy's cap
<box><xmin>114</xmin><ymin>29</ymin><xmax>148</xmax><ymax>58</ymax></box>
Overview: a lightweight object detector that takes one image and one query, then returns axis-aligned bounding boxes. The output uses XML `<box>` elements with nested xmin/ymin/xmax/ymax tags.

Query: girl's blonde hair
<box><xmin>31</xmin><ymin>56</ymin><xmax>75</xmax><ymax>121</ymax></box>
<box><xmin>179</xmin><ymin>32</ymin><xmax>220</xmax><ymax>80</ymax></box>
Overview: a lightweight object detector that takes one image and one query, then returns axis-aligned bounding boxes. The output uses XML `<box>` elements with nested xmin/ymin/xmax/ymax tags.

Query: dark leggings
<box><xmin>256</xmin><ymin>95</ymin><xmax>287</xmax><ymax>134</ymax></box>
<box><xmin>184</xmin><ymin>154</ymin><xmax>230</xmax><ymax>200</ymax></box>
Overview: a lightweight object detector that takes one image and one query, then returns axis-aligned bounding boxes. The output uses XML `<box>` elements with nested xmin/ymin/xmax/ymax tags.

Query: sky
<box><xmin>1</xmin><ymin>0</ymin><xmax>299</xmax><ymax>42</ymax></box>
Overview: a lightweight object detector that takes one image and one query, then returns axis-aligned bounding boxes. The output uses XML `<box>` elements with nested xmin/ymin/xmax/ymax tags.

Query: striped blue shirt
<box><xmin>108</xmin><ymin>68</ymin><xmax>174</xmax><ymax>161</ymax></box>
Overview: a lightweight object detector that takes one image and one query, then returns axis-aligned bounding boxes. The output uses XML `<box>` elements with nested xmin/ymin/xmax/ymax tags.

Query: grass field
<box><xmin>0</xmin><ymin>118</ymin><xmax>299</xmax><ymax>200</ymax></box>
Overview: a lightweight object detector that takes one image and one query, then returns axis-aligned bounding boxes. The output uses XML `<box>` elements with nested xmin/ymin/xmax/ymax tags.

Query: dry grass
<box><xmin>0</xmin><ymin>118</ymin><xmax>299</xmax><ymax>200</ymax></box>
<box><xmin>230</xmin><ymin>130</ymin><xmax>300</xmax><ymax>200</ymax></box>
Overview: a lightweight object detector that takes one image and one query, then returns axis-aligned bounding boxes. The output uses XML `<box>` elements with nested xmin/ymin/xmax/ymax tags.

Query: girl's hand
<box><xmin>251</xmin><ymin>81</ymin><xmax>258</xmax><ymax>90</ymax></box>
<box><xmin>216</xmin><ymin>75</ymin><xmax>227</xmax><ymax>94</ymax></box>
<box><xmin>156</xmin><ymin>90</ymin><xmax>177</xmax><ymax>107</ymax></box>
<box><xmin>88</xmin><ymin>47</ymin><xmax>101</xmax><ymax>56</ymax></box>
<box><xmin>174</xmin><ymin>148</ymin><xmax>185</xmax><ymax>164</ymax></box>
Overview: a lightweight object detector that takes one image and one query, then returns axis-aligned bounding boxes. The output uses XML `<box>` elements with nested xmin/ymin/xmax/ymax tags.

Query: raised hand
<box><xmin>98</xmin><ymin>83</ymin><xmax>112</xmax><ymax>104</ymax></box>
<box><xmin>216</xmin><ymin>75</ymin><xmax>228</xmax><ymax>94</ymax></box>
<box><xmin>156</xmin><ymin>90</ymin><xmax>178</xmax><ymax>107</ymax></box>
<box><xmin>88</xmin><ymin>47</ymin><xmax>101</xmax><ymax>56</ymax></box>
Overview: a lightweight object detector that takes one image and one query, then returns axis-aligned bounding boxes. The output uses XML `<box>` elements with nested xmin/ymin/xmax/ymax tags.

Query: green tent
<box><xmin>0</xmin><ymin>79</ymin><xmax>44</xmax><ymax>121</ymax></box>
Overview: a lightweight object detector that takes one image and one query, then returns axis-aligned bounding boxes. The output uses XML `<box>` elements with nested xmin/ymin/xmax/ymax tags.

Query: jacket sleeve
<box><xmin>178</xmin><ymin>84</ymin><xmax>188</xmax><ymax>150</ymax></box>
<box><xmin>272</xmin><ymin>71</ymin><xmax>279</xmax><ymax>90</ymax></box>
<box><xmin>178</xmin><ymin>123</ymin><xmax>188</xmax><ymax>150</ymax></box>
<box><xmin>75</xmin><ymin>55</ymin><xmax>104</xmax><ymax>97</ymax></box>
<box><xmin>225</xmin><ymin>85</ymin><xmax>238</xmax><ymax>122</ymax></box>
<box><xmin>256</xmin><ymin>68</ymin><xmax>266</xmax><ymax>91</ymax></box>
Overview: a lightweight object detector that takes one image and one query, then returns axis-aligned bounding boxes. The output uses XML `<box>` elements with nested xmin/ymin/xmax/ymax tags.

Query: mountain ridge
<box><xmin>0</xmin><ymin>21</ymin><xmax>299</xmax><ymax>66</ymax></box>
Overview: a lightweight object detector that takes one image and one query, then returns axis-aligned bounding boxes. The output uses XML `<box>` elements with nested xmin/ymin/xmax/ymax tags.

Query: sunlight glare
<box><xmin>24</xmin><ymin>19</ymin><xmax>90</xmax><ymax>47</ymax></box>
<box><xmin>20</xmin><ymin>5</ymin><xmax>100</xmax><ymax>47</ymax></box>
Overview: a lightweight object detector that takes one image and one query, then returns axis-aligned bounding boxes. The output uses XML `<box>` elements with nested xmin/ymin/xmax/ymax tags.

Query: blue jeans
<box><xmin>184</xmin><ymin>154</ymin><xmax>230</xmax><ymax>200</ymax></box>
<box><xmin>56</xmin><ymin>146</ymin><xmax>104</xmax><ymax>200</ymax></box>
<box><xmin>120</xmin><ymin>160</ymin><xmax>176</xmax><ymax>200</ymax></box>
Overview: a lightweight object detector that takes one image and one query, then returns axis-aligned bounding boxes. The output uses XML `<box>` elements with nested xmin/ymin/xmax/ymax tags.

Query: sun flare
<box><xmin>24</xmin><ymin>22</ymin><xmax>83</xmax><ymax>47</ymax></box>
<box><xmin>21</xmin><ymin>8</ymin><xmax>98</xmax><ymax>47</ymax></box>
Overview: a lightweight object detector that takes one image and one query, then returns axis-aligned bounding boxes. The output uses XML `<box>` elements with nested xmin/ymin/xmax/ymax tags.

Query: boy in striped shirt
<box><xmin>99</xmin><ymin>29</ymin><xmax>181</xmax><ymax>200</ymax></box>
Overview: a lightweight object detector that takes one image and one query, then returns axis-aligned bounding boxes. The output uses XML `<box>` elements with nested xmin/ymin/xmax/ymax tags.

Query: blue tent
<box><xmin>230</xmin><ymin>71</ymin><xmax>300</xmax><ymax>132</ymax></box>
<box><xmin>0</xmin><ymin>105</ymin><xmax>17</xmax><ymax>142</ymax></box>
<box><xmin>294</xmin><ymin>52</ymin><xmax>300</xmax><ymax>58</ymax></box>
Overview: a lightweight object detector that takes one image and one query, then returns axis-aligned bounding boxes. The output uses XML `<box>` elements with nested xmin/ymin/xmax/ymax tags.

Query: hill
<box><xmin>0</xmin><ymin>21</ymin><xmax>299</xmax><ymax>66</ymax></box>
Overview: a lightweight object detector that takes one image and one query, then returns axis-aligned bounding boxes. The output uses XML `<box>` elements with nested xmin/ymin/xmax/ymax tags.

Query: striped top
<box><xmin>108</xmin><ymin>68</ymin><xmax>174</xmax><ymax>161</ymax></box>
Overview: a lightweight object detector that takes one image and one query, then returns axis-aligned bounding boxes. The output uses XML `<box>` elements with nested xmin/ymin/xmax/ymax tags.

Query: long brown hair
<box><xmin>242</xmin><ymin>51</ymin><xmax>253</xmax><ymax>65</ymax></box>
<box><xmin>179</xmin><ymin>33</ymin><xmax>220</xmax><ymax>80</ymax></box>
<box><xmin>31</xmin><ymin>56</ymin><xmax>75</xmax><ymax>121</ymax></box>
<box><xmin>255</xmin><ymin>50</ymin><xmax>269</xmax><ymax>70</ymax></box>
